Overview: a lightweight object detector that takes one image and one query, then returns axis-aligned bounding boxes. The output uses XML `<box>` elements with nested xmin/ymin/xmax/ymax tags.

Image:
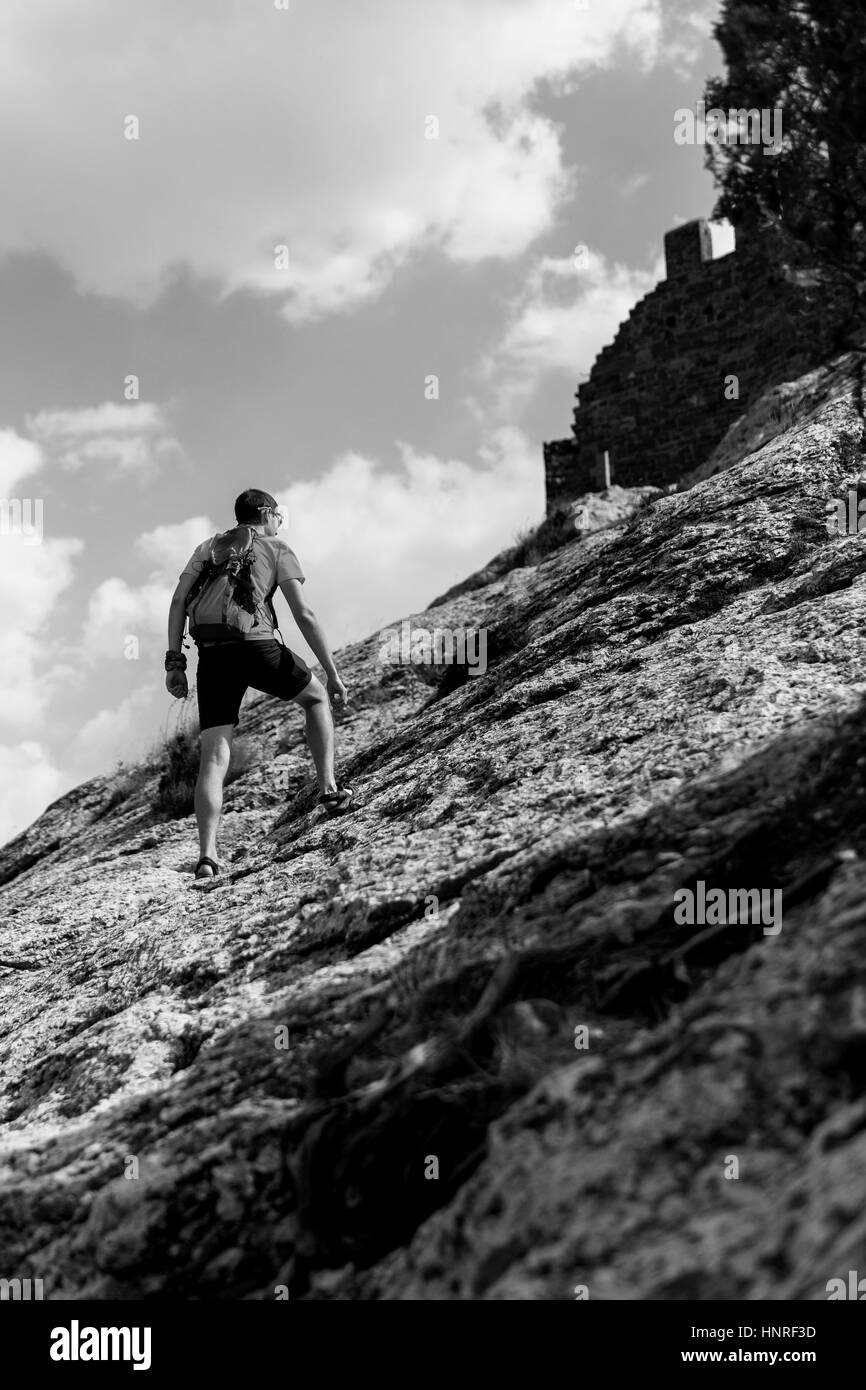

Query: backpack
<box><xmin>185</xmin><ymin>526</ymin><xmax>279</xmax><ymax>643</ymax></box>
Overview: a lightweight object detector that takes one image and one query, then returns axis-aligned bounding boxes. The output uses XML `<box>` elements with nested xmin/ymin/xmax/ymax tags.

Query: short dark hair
<box><xmin>234</xmin><ymin>488</ymin><xmax>277</xmax><ymax>523</ymax></box>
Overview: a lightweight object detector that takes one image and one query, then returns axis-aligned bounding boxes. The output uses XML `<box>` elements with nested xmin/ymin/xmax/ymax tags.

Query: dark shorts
<box><xmin>196</xmin><ymin>639</ymin><xmax>312</xmax><ymax>730</ymax></box>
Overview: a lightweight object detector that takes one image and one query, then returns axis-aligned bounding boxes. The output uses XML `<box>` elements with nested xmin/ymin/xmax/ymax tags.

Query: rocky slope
<box><xmin>2</xmin><ymin>352</ymin><xmax>866</xmax><ymax>1300</ymax></box>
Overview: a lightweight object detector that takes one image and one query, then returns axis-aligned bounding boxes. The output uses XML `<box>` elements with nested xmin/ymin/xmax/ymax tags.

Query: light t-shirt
<box><xmin>180</xmin><ymin>532</ymin><xmax>305</xmax><ymax>641</ymax></box>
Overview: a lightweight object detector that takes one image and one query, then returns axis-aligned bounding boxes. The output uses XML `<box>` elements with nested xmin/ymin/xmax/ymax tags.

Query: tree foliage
<box><xmin>705</xmin><ymin>0</ymin><xmax>866</xmax><ymax>301</ymax></box>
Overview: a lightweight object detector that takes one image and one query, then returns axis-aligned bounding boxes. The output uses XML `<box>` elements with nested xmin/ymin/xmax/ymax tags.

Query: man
<box><xmin>165</xmin><ymin>488</ymin><xmax>354</xmax><ymax>882</ymax></box>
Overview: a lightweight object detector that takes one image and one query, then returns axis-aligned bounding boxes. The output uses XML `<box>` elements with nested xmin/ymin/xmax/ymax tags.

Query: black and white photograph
<box><xmin>1</xmin><ymin>0</ymin><xmax>864</xmax><ymax>1357</ymax></box>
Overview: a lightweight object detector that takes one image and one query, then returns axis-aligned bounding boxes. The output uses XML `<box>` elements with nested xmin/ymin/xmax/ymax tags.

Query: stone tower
<box><xmin>543</xmin><ymin>218</ymin><xmax>848</xmax><ymax>510</ymax></box>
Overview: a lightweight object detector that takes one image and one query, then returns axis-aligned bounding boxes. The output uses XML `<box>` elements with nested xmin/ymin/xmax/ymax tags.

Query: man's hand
<box><xmin>327</xmin><ymin>673</ymin><xmax>348</xmax><ymax>708</ymax></box>
<box><xmin>165</xmin><ymin>668</ymin><xmax>189</xmax><ymax>700</ymax></box>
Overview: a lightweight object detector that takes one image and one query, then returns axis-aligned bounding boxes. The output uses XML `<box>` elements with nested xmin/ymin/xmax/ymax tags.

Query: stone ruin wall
<box><xmin>543</xmin><ymin>218</ymin><xmax>851</xmax><ymax>509</ymax></box>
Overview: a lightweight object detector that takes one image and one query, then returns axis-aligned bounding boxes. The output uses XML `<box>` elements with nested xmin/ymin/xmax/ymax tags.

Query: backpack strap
<box><xmin>184</xmin><ymin>555</ymin><xmax>215</xmax><ymax>611</ymax></box>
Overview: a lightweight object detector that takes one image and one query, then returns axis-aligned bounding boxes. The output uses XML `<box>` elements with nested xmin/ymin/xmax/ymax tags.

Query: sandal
<box><xmin>193</xmin><ymin>856</ymin><xmax>220</xmax><ymax>881</ymax></box>
<box><xmin>317</xmin><ymin>785</ymin><xmax>355</xmax><ymax>817</ymax></box>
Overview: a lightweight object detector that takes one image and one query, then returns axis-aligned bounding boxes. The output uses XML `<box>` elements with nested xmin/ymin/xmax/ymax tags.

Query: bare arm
<box><xmin>167</xmin><ymin>571</ymin><xmax>199</xmax><ymax>652</ymax></box>
<box><xmin>280</xmin><ymin>579</ymin><xmax>341</xmax><ymax>684</ymax></box>
<box><xmin>164</xmin><ymin>572</ymin><xmax>199</xmax><ymax>699</ymax></box>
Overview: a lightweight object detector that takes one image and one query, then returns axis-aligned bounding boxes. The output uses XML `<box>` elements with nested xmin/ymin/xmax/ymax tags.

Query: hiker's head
<box><xmin>234</xmin><ymin>488</ymin><xmax>283</xmax><ymax>535</ymax></box>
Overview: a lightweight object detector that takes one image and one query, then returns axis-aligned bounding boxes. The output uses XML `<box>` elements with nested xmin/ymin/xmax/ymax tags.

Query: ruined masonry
<box><xmin>543</xmin><ymin>218</ymin><xmax>849</xmax><ymax>508</ymax></box>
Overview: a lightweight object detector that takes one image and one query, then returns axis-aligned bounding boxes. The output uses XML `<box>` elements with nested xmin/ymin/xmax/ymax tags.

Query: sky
<box><xmin>0</xmin><ymin>0</ymin><xmax>732</xmax><ymax>846</ymax></box>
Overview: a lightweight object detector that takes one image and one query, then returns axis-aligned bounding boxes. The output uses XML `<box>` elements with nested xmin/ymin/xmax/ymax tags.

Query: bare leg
<box><xmin>293</xmin><ymin>676</ymin><xmax>338</xmax><ymax>794</ymax></box>
<box><xmin>195</xmin><ymin>724</ymin><xmax>234</xmax><ymax>875</ymax></box>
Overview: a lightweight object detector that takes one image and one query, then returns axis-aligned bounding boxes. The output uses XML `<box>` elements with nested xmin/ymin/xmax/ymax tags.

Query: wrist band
<box><xmin>165</xmin><ymin>650</ymin><xmax>187</xmax><ymax>672</ymax></box>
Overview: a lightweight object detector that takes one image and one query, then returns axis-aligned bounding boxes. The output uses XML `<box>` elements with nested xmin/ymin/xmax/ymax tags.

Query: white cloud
<box><xmin>0</xmin><ymin>427</ymin><xmax>84</xmax><ymax>729</ymax></box>
<box><xmin>135</xmin><ymin>516</ymin><xmax>215</xmax><ymax>576</ymax></box>
<box><xmin>661</xmin><ymin>4</ymin><xmax>715</xmax><ymax>80</ymax></box>
<box><xmin>471</xmin><ymin>249</ymin><xmax>663</xmax><ymax>421</ymax></box>
<box><xmin>276</xmin><ymin>425</ymin><xmax>544</xmax><ymax>649</ymax></box>
<box><xmin>26</xmin><ymin>401</ymin><xmax>183</xmax><ymax>476</ymax></box>
<box><xmin>620</xmin><ymin>173</ymin><xmax>650</xmax><ymax>198</ymax></box>
<box><xmin>0</xmin><ymin>529</ymin><xmax>84</xmax><ymax>726</ymax></box>
<box><xmin>0</xmin><ymin>627</ymin><xmax>59</xmax><ymax>727</ymax></box>
<box><xmin>0</xmin><ymin>741</ymin><xmax>68</xmax><ymax>848</ymax></box>
<box><xmin>26</xmin><ymin>402</ymin><xmax>164</xmax><ymax>439</ymax></box>
<box><xmin>81</xmin><ymin>577</ymin><xmax>172</xmax><ymax>661</ymax></box>
<box><xmin>69</xmin><ymin>684</ymin><xmax>160</xmax><ymax>775</ymax></box>
<box><xmin>0</xmin><ymin>427</ymin><xmax>43</xmax><ymax>495</ymax></box>
<box><xmin>80</xmin><ymin>515</ymin><xmax>216</xmax><ymax>661</ymax></box>
<box><xmin>0</xmin><ymin>536</ymin><xmax>73</xmax><ymax>616</ymax></box>
<box><xmin>0</xmin><ymin>0</ymin><xmax>662</xmax><ymax>322</ymax></box>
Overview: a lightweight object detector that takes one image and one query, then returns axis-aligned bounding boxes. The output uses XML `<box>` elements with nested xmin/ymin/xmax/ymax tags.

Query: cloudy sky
<box><xmin>0</xmin><ymin>0</ymin><xmax>730</xmax><ymax>845</ymax></box>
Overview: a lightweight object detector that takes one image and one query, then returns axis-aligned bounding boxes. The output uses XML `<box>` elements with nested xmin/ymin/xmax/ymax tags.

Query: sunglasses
<box><xmin>264</xmin><ymin>508</ymin><xmax>284</xmax><ymax>526</ymax></box>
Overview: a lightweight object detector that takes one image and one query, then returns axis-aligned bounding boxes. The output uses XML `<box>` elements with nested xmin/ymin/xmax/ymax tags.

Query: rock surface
<box><xmin>2</xmin><ymin>353</ymin><xmax>866</xmax><ymax>1300</ymax></box>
